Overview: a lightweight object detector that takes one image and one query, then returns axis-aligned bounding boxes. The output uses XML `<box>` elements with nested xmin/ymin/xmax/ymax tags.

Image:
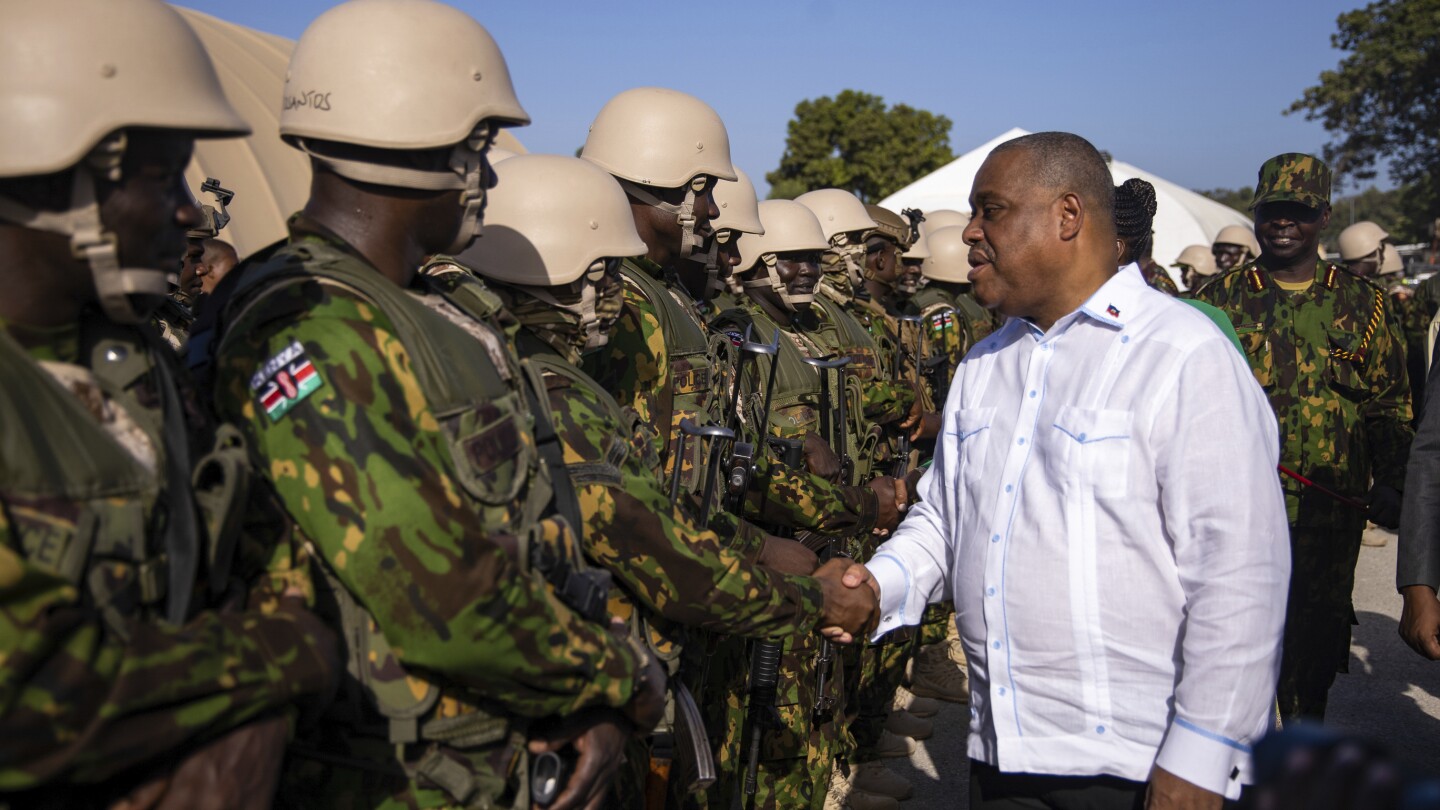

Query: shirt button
<box><xmin>1029</xmin><ymin>390</ymin><xmax>1037</xmax><ymax>398</ymax></box>
<box><xmin>987</xmin><ymin>587</ymin><xmax>996</xmax><ymax>596</ymax></box>
<box><xmin>991</xmin><ymin>534</ymin><xmax>1001</xmax><ymax>543</ymax></box>
<box><xmin>1005</xmin><ymin>484</ymin><xmax>1013</xmax><ymax>493</ymax></box>
<box><xmin>1077</xmin><ymin>433</ymin><xmax>1087</xmax><ymax>441</ymax></box>
<box><xmin>1017</xmin><ymin>437</ymin><xmax>1026</xmax><ymax>445</ymax></box>
<box><xmin>1096</xmin><ymin>725</ymin><xmax>1106</xmax><ymax>734</ymax></box>
<box><xmin>998</xmin><ymin>687</ymin><xmax>1007</xmax><ymax>697</ymax></box>
<box><xmin>1121</xmin><ymin>335</ymin><xmax>1130</xmax><ymax>344</ymax></box>
<box><xmin>992</xmin><ymin>640</ymin><xmax>1001</xmax><ymax>649</ymax></box>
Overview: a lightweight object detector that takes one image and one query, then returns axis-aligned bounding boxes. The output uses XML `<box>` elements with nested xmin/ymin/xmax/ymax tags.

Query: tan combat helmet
<box><xmin>709</xmin><ymin>167</ymin><xmax>765</xmax><ymax>296</ymax></box>
<box><xmin>902</xmin><ymin>228</ymin><xmax>932</xmax><ymax>261</ymax></box>
<box><xmin>739</xmin><ymin>200</ymin><xmax>829</xmax><ymax>312</ymax></box>
<box><xmin>0</xmin><ymin>0</ymin><xmax>249</xmax><ymax>323</ymax></box>
<box><xmin>1213</xmin><ymin>224</ymin><xmax>1261</xmax><ymax>257</ymax></box>
<box><xmin>281</xmin><ymin>0</ymin><xmax>529</xmax><ymax>254</ymax></box>
<box><xmin>1174</xmin><ymin>244</ymin><xmax>1219</xmax><ymax>277</ymax></box>
<box><xmin>920</xmin><ymin>209</ymin><xmax>972</xmax><ymax>235</ymax></box>
<box><xmin>458</xmin><ymin>155</ymin><xmax>643</xmax><ymax>350</ymax></box>
<box><xmin>920</xmin><ymin>226</ymin><xmax>973</xmax><ymax>284</ymax></box>
<box><xmin>1380</xmin><ymin>243</ymin><xmax>1404</xmax><ymax>276</ymax></box>
<box><xmin>581</xmin><ymin>87</ymin><xmax>736</xmax><ymax>259</ymax></box>
<box><xmin>795</xmin><ymin>189</ymin><xmax>876</xmax><ymax>288</ymax></box>
<box><xmin>1338</xmin><ymin>220</ymin><xmax>1389</xmax><ymax>262</ymax></box>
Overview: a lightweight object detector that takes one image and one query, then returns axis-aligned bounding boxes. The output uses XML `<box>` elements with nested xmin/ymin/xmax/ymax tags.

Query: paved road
<box><xmin>882</xmin><ymin>532</ymin><xmax>1440</xmax><ymax>807</ymax></box>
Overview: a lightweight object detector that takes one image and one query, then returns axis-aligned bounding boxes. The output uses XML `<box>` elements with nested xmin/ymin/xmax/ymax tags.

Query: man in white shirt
<box><xmin>843</xmin><ymin>132</ymin><xmax>1289</xmax><ymax>809</ymax></box>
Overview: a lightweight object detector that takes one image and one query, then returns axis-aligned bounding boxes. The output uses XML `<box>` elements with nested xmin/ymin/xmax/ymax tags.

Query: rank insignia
<box><xmin>251</xmin><ymin>340</ymin><xmax>323</xmax><ymax>421</ymax></box>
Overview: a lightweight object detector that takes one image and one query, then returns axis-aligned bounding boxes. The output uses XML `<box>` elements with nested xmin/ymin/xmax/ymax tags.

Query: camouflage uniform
<box><xmin>707</xmin><ymin>298</ymin><xmax>856</xmax><ymax>810</ymax></box>
<box><xmin>584</xmin><ymin>258</ymin><xmax>881</xmax><ymax>539</ymax></box>
<box><xmin>0</xmin><ymin>313</ymin><xmax>334</xmax><ymax>803</ymax></box>
<box><xmin>212</xmin><ymin>223</ymin><xmax>647</xmax><ymax>809</ymax></box>
<box><xmin>152</xmin><ymin>292</ymin><xmax>195</xmax><ymax>352</ymax></box>
<box><xmin>1140</xmin><ymin>259</ymin><xmax>1181</xmax><ymax>297</ymax></box>
<box><xmin>1196</xmin><ymin>253</ymin><xmax>1412</xmax><ymax>720</ymax></box>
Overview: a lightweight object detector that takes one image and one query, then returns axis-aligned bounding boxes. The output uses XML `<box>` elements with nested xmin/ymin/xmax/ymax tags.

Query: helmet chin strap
<box><xmin>619</xmin><ymin>178</ymin><xmax>704</xmax><ymax>259</ymax></box>
<box><xmin>831</xmin><ymin>233</ymin><xmax>867</xmax><ymax>289</ymax></box>
<box><xmin>743</xmin><ymin>254</ymin><xmax>812</xmax><ymax>313</ymax></box>
<box><xmin>0</xmin><ymin>132</ymin><xmax>168</xmax><ymax>324</ymax></box>
<box><xmin>295</xmin><ymin>123</ymin><xmax>492</xmax><ymax>254</ymax></box>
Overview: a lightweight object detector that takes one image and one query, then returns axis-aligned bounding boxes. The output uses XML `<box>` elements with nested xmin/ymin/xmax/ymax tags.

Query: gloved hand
<box><xmin>1367</xmin><ymin>484</ymin><xmax>1402</xmax><ymax>530</ymax></box>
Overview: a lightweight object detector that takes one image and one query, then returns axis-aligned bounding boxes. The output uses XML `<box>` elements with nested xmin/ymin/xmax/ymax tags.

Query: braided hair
<box><xmin>1114</xmin><ymin>178</ymin><xmax>1157</xmax><ymax>265</ymax></box>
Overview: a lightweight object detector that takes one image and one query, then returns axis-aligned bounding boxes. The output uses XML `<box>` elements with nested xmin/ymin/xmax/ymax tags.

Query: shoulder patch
<box><xmin>251</xmin><ymin>340</ymin><xmax>323</xmax><ymax>421</ymax></box>
<box><xmin>724</xmin><ymin>329</ymin><xmax>744</xmax><ymax>347</ymax></box>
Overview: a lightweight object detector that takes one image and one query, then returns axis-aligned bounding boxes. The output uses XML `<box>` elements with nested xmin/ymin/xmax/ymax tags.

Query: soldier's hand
<box><xmin>110</xmin><ymin>714</ymin><xmax>291</xmax><ymax>810</ymax></box>
<box><xmin>802</xmin><ymin>431</ymin><xmax>842</xmax><ymax>481</ymax></box>
<box><xmin>1367</xmin><ymin>484</ymin><xmax>1402</xmax><ymax>529</ymax></box>
<box><xmin>867</xmin><ymin>476</ymin><xmax>905</xmax><ymax>535</ymax></box>
<box><xmin>814</xmin><ymin>558</ymin><xmax>878</xmax><ymax>643</ymax></box>
<box><xmin>527</xmin><ymin>708</ymin><xmax>630</xmax><ymax>810</ymax></box>
<box><xmin>907</xmin><ymin>411</ymin><xmax>941</xmax><ymax>443</ymax></box>
<box><xmin>758</xmin><ymin>535</ymin><xmax>819</xmax><ymax>575</ymax></box>
<box><xmin>1399</xmin><ymin>585</ymin><xmax>1440</xmax><ymax>660</ymax></box>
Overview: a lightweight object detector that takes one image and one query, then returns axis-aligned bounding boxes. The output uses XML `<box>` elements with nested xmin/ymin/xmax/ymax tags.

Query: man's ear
<box><xmin>1058</xmin><ymin>192</ymin><xmax>1083</xmax><ymax>242</ymax></box>
<box><xmin>1319</xmin><ymin>204</ymin><xmax>1331</xmax><ymax>231</ymax></box>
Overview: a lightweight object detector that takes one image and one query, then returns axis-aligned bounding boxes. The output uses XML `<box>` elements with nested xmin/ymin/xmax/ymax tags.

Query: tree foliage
<box><xmin>1288</xmin><ymin>0</ymin><xmax>1440</xmax><ymax>228</ymax></box>
<box><xmin>766</xmin><ymin>90</ymin><xmax>954</xmax><ymax>202</ymax></box>
<box><xmin>1195</xmin><ymin>187</ymin><xmax>1254</xmax><ymax>215</ymax></box>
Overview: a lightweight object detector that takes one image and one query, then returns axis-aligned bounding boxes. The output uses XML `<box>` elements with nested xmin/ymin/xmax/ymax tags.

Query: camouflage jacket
<box><xmin>212</xmin><ymin>231</ymin><xmax>643</xmax><ymax>721</ymax></box>
<box><xmin>517</xmin><ymin>332</ymin><xmax>824</xmax><ymax>640</ymax></box>
<box><xmin>1141</xmin><ymin>259</ymin><xmax>1181</xmax><ymax>297</ymax></box>
<box><xmin>0</xmin><ymin>316</ymin><xmax>332</xmax><ymax>793</ymax></box>
<box><xmin>1194</xmin><ymin>259</ymin><xmax>1413</xmax><ymax>524</ymax></box>
<box><xmin>903</xmin><ymin>285</ymin><xmax>973</xmax><ymax>405</ymax></box>
<box><xmin>586</xmin><ymin>260</ymin><xmax>879</xmax><ymax>539</ymax></box>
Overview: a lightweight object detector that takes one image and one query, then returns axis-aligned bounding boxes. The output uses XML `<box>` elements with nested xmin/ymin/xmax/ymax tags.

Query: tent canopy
<box><xmin>175</xmin><ymin>6</ymin><xmax>525</xmax><ymax>259</ymax></box>
<box><xmin>879</xmin><ymin>128</ymin><xmax>1252</xmax><ymax>289</ymax></box>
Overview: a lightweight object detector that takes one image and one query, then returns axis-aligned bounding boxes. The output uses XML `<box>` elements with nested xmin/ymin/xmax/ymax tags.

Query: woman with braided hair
<box><xmin>1115</xmin><ymin>177</ymin><xmax>1181</xmax><ymax>295</ymax></box>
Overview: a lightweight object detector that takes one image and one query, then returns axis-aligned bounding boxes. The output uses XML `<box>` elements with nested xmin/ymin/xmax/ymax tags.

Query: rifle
<box><xmin>798</xmin><ymin>355</ymin><xmax>852</xmax><ymax>721</ymax></box>
<box><xmin>723</xmin><ymin>325</ymin><xmax>781</xmax><ymax>515</ymax></box>
<box><xmin>892</xmin><ymin>314</ymin><xmax>926</xmax><ymax>478</ymax></box>
<box><xmin>654</xmin><ymin>419</ymin><xmax>735</xmax><ymax>801</ymax></box>
<box><xmin>802</xmin><ymin>355</ymin><xmax>854</xmax><ymax>486</ymax></box>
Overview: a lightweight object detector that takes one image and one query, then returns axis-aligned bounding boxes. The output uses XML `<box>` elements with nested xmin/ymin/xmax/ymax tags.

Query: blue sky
<box><xmin>179</xmin><ymin>0</ymin><xmax>1377</xmax><ymax>197</ymax></box>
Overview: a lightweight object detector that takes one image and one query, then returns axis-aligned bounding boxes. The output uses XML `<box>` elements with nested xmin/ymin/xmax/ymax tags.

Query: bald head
<box><xmin>988</xmin><ymin>132</ymin><xmax>1116</xmax><ymax>241</ymax></box>
<box><xmin>197</xmin><ymin>238</ymin><xmax>238</xmax><ymax>295</ymax></box>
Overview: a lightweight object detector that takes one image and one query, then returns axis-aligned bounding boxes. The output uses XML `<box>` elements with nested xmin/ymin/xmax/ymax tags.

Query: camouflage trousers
<box><xmin>701</xmin><ymin>634</ymin><xmax>848</xmax><ymax>810</ymax></box>
<box><xmin>1277</xmin><ymin>519</ymin><xmax>1365</xmax><ymax>723</ymax></box>
<box><xmin>846</xmin><ymin>630</ymin><xmax>914</xmax><ymax>762</ymax></box>
<box><xmin>918</xmin><ymin>602</ymin><xmax>954</xmax><ymax>647</ymax></box>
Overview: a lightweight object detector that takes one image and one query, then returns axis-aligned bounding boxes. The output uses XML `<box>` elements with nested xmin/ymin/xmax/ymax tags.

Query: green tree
<box><xmin>1287</xmin><ymin>0</ymin><xmax>1440</xmax><ymax>238</ymax></box>
<box><xmin>766</xmin><ymin>90</ymin><xmax>954</xmax><ymax>202</ymax></box>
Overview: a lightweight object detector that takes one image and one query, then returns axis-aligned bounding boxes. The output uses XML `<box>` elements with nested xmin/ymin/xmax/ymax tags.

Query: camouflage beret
<box><xmin>863</xmin><ymin>204</ymin><xmax>910</xmax><ymax>248</ymax></box>
<box><xmin>1250</xmin><ymin>152</ymin><xmax>1331</xmax><ymax>211</ymax></box>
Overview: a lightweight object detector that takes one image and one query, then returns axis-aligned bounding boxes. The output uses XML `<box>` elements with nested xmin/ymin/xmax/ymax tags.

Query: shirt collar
<box><xmin>1077</xmin><ymin>267</ymin><xmax>1144</xmax><ymax>330</ymax></box>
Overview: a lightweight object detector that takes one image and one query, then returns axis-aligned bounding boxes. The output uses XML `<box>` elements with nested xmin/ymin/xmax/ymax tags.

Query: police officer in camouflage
<box><xmin>0</xmin><ymin>1</ymin><xmax>342</xmax><ymax>805</ymax></box>
<box><xmin>1195</xmin><ymin>153</ymin><xmax>1413</xmax><ymax>722</ymax></box>
<box><xmin>209</xmin><ymin>3</ymin><xmax>667</xmax><ymax>808</ymax></box>
<box><xmin>455</xmin><ymin>153</ymin><xmax>880</xmax><ymax>807</ymax></box>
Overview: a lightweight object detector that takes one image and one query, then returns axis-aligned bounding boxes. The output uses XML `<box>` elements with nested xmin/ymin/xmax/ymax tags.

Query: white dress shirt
<box><xmin>869</xmin><ymin>268</ymin><xmax>1289</xmax><ymax>799</ymax></box>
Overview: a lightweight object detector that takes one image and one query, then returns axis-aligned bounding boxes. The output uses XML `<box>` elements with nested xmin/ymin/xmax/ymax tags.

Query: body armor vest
<box><xmin>0</xmin><ymin>321</ymin><xmax>248</xmax><ymax>637</ymax></box>
<box><xmin>220</xmin><ymin>242</ymin><xmax>594</xmax><ymax>807</ymax></box>
<box><xmin>618</xmin><ymin>261</ymin><xmax>733</xmax><ymax>496</ymax></box>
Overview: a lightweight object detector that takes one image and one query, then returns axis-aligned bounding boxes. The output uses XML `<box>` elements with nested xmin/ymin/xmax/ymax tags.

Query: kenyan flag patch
<box><xmin>251</xmin><ymin>340</ymin><xmax>323</xmax><ymax>422</ymax></box>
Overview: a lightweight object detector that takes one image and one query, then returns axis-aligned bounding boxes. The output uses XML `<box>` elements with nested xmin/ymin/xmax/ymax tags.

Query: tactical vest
<box><xmin>220</xmin><ymin>242</ymin><xmax>594</xmax><ymax>807</ymax></box>
<box><xmin>812</xmin><ymin>297</ymin><xmax>887</xmax><ymax>483</ymax></box>
<box><xmin>619</xmin><ymin>261</ymin><xmax>733</xmax><ymax>496</ymax></box>
<box><xmin>712</xmin><ymin>305</ymin><xmax>824</xmax><ymax>441</ymax></box>
<box><xmin>0</xmin><ymin>321</ymin><xmax>248</xmax><ymax>638</ymax></box>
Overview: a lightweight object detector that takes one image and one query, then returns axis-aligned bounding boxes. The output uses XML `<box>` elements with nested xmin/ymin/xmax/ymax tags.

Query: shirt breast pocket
<box><xmin>954</xmin><ymin>406</ymin><xmax>996</xmax><ymax>487</ymax></box>
<box><xmin>1044</xmin><ymin>406</ymin><xmax>1133</xmax><ymax>499</ymax></box>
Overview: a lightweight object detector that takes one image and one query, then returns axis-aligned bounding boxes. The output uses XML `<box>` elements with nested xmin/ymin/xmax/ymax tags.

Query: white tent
<box><xmin>175</xmin><ymin>7</ymin><xmax>526</xmax><ymax>259</ymax></box>
<box><xmin>879</xmin><ymin>127</ymin><xmax>1253</xmax><ymax>289</ymax></box>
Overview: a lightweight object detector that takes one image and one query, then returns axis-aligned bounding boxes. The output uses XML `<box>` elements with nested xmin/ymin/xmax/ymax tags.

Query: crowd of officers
<box><xmin>2</xmin><ymin>1</ymin><xmax>1433</xmax><ymax>810</ymax></box>
<box><xmin>0</xmin><ymin>1</ymin><xmax>987</xmax><ymax>809</ymax></box>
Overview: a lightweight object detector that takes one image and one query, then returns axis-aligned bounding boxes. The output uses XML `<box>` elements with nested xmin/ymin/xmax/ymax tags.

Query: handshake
<box><xmin>814</xmin><ymin>558</ymin><xmax>881</xmax><ymax>643</ymax></box>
